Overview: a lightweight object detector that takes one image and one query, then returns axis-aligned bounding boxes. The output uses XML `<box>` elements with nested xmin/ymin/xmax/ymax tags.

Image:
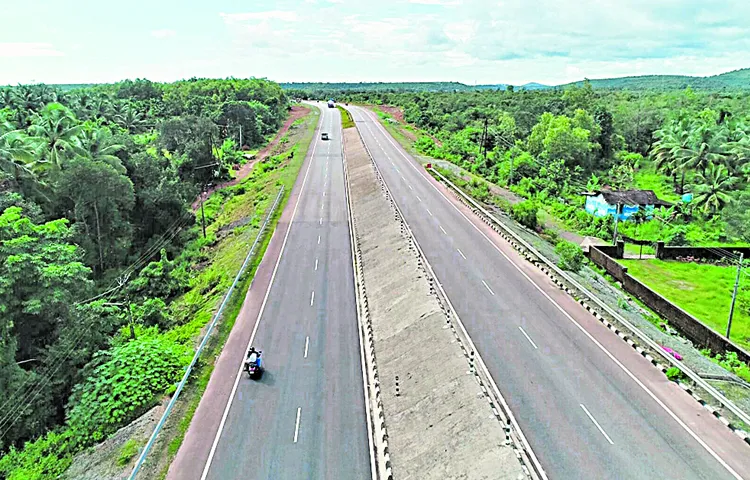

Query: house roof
<box><xmin>585</xmin><ymin>189</ymin><xmax>672</xmax><ymax>207</ymax></box>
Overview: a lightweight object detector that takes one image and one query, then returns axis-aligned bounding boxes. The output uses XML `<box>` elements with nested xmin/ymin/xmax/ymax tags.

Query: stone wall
<box><xmin>655</xmin><ymin>242</ymin><xmax>750</xmax><ymax>261</ymax></box>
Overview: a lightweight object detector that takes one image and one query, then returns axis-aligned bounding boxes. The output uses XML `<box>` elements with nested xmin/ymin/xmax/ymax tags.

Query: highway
<box><xmin>200</xmin><ymin>104</ymin><xmax>371</xmax><ymax>480</ymax></box>
<box><xmin>346</xmin><ymin>104</ymin><xmax>750</xmax><ymax>480</ymax></box>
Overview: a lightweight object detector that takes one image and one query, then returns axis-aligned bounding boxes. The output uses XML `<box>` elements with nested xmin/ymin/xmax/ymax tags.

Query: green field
<box><xmin>620</xmin><ymin>259</ymin><xmax>750</xmax><ymax>349</ymax></box>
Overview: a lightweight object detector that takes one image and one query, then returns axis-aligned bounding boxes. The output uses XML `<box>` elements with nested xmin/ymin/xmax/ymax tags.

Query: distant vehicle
<box><xmin>327</xmin><ymin>100</ymin><xmax>335</xmax><ymax>108</ymax></box>
<box><xmin>321</xmin><ymin>132</ymin><xmax>329</xmax><ymax>140</ymax></box>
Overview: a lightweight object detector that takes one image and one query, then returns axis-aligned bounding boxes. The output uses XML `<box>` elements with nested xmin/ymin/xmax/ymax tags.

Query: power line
<box><xmin>0</xmin><ymin>209</ymin><xmax>196</xmax><ymax>437</ymax></box>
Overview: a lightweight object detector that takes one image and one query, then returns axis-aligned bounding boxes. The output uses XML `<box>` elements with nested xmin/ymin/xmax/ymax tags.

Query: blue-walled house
<box><xmin>583</xmin><ymin>189</ymin><xmax>671</xmax><ymax>220</ymax></box>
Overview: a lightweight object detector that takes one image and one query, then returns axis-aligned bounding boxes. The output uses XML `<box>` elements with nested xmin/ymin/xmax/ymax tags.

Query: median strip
<box><xmin>343</xmin><ymin>126</ymin><xmax>529</xmax><ymax>479</ymax></box>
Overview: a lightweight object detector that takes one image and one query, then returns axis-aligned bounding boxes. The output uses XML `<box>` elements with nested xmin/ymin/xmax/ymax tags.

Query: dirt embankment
<box><xmin>344</xmin><ymin>128</ymin><xmax>524</xmax><ymax>480</ymax></box>
<box><xmin>191</xmin><ymin>105</ymin><xmax>310</xmax><ymax>210</ymax></box>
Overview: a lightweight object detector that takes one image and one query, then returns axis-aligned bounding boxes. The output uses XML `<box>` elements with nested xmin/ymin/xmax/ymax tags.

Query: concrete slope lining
<box><xmin>344</xmin><ymin>126</ymin><xmax>531</xmax><ymax>480</ymax></box>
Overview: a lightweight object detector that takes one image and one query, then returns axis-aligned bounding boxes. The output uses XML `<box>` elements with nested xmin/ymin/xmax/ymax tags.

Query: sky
<box><xmin>1</xmin><ymin>0</ymin><xmax>749</xmax><ymax>86</ymax></box>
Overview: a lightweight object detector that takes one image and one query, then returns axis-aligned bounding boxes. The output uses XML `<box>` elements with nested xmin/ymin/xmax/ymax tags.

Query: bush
<box><xmin>67</xmin><ymin>336</ymin><xmax>190</xmax><ymax>446</ymax></box>
<box><xmin>0</xmin><ymin>430</ymin><xmax>73</xmax><ymax>480</ymax></box>
<box><xmin>555</xmin><ymin>240</ymin><xmax>585</xmax><ymax>273</ymax></box>
<box><xmin>117</xmin><ymin>439</ymin><xmax>141</xmax><ymax>466</ymax></box>
<box><xmin>665</xmin><ymin>367</ymin><xmax>684</xmax><ymax>382</ymax></box>
<box><xmin>512</xmin><ymin>200</ymin><xmax>538</xmax><ymax>230</ymax></box>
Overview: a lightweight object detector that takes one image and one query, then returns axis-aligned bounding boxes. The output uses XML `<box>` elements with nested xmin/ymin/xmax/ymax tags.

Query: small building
<box><xmin>583</xmin><ymin>189</ymin><xmax>671</xmax><ymax>220</ymax></box>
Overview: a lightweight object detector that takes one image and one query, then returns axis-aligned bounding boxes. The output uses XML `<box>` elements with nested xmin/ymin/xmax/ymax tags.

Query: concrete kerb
<box><xmin>354</xmin><ymin>127</ymin><xmax>545</xmax><ymax>480</ymax></box>
<box><xmin>430</xmin><ymin>167</ymin><xmax>750</xmax><ymax>444</ymax></box>
<box><xmin>342</xmin><ymin>130</ymin><xmax>394</xmax><ymax>480</ymax></box>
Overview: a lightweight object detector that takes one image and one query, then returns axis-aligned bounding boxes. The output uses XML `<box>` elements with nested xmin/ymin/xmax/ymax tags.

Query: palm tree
<box><xmin>114</xmin><ymin>104</ymin><xmax>145</xmax><ymax>133</ymax></box>
<box><xmin>71</xmin><ymin>124</ymin><xmax>124</xmax><ymax>166</ymax></box>
<box><xmin>28</xmin><ymin>103</ymin><xmax>82</xmax><ymax>170</ymax></box>
<box><xmin>0</xmin><ymin>126</ymin><xmax>36</xmax><ymax>183</ymax></box>
<box><xmin>676</xmin><ymin>122</ymin><xmax>728</xmax><ymax>176</ymax></box>
<box><xmin>691</xmin><ymin>164</ymin><xmax>736</xmax><ymax>215</ymax></box>
<box><xmin>651</xmin><ymin>121</ymin><xmax>690</xmax><ymax>193</ymax></box>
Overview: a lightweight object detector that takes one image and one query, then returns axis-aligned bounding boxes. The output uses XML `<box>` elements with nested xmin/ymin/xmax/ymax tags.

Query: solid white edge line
<box><xmin>199</xmin><ymin>104</ymin><xmax>323</xmax><ymax>480</ymax></box>
<box><xmin>481</xmin><ymin>279</ymin><xmax>495</xmax><ymax>296</ymax></box>
<box><xmin>310</xmin><ymin>290</ymin><xmax>315</xmax><ymax>306</ymax></box>
<box><xmin>293</xmin><ymin>407</ymin><xmax>301</xmax><ymax>443</ymax></box>
<box><xmin>304</xmin><ymin>336</ymin><xmax>309</xmax><ymax>358</ymax></box>
<box><xmin>518</xmin><ymin>326</ymin><xmax>538</xmax><ymax>350</ymax></box>
<box><xmin>358</xmin><ymin>105</ymin><xmax>743</xmax><ymax>480</ymax></box>
<box><xmin>580</xmin><ymin>404</ymin><xmax>614</xmax><ymax>445</ymax></box>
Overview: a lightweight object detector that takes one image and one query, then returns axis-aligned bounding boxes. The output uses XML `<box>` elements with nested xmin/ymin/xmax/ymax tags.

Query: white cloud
<box><xmin>151</xmin><ymin>29</ymin><xmax>176</xmax><ymax>38</ymax></box>
<box><xmin>219</xmin><ymin>11</ymin><xmax>299</xmax><ymax>24</ymax></box>
<box><xmin>409</xmin><ymin>0</ymin><xmax>460</xmax><ymax>4</ymax></box>
<box><xmin>0</xmin><ymin>42</ymin><xmax>63</xmax><ymax>58</ymax></box>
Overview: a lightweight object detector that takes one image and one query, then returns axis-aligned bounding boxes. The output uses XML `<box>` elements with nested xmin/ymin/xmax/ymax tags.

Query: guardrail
<box><xmin>353</xmin><ymin>122</ymin><xmax>546</xmax><ymax>480</ymax></box>
<box><xmin>429</xmin><ymin>167</ymin><xmax>750</xmax><ymax>434</ymax></box>
<box><xmin>129</xmin><ymin>186</ymin><xmax>285</xmax><ymax>479</ymax></box>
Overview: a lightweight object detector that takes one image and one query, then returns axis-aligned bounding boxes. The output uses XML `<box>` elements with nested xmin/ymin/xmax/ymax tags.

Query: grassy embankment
<box><xmin>620</xmin><ymin>259</ymin><xmax>750</xmax><ymax>351</ymax></box>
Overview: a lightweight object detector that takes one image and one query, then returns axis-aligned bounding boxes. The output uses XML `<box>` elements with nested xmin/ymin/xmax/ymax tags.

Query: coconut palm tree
<box><xmin>691</xmin><ymin>164</ymin><xmax>737</xmax><ymax>215</ymax></box>
<box><xmin>114</xmin><ymin>104</ymin><xmax>146</xmax><ymax>133</ymax></box>
<box><xmin>28</xmin><ymin>103</ymin><xmax>82</xmax><ymax>170</ymax></box>
<box><xmin>651</xmin><ymin>121</ymin><xmax>690</xmax><ymax>193</ymax></box>
<box><xmin>0</xmin><ymin>126</ymin><xmax>36</xmax><ymax>183</ymax></box>
<box><xmin>676</xmin><ymin>121</ymin><xmax>728</xmax><ymax>176</ymax></box>
<box><xmin>71</xmin><ymin>124</ymin><xmax>124</xmax><ymax>167</ymax></box>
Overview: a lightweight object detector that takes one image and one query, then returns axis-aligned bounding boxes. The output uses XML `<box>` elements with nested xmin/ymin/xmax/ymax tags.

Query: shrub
<box><xmin>512</xmin><ymin>200</ymin><xmax>538</xmax><ymax>230</ymax></box>
<box><xmin>117</xmin><ymin>439</ymin><xmax>141</xmax><ymax>466</ymax></box>
<box><xmin>0</xmin><ymin>430</ymin><xmax>73</xmax><ymax>480</ymax></box>
<box><xmin>665</xmin><ymin>367</ymin><xmax>684</xmax><ymax>382</ymax></box>
<box><xmin>66</xmin><ymin>336</ymin><xmax>190</xmax><ymax>446</ymax></box>
<box><xmin>555</xmin><ymin>240</ymin><xmax>585</xmax><ymax>273</ymax></box>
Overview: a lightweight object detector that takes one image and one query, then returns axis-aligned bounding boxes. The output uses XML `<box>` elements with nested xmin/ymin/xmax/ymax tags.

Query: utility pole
<box><xmin>128</xmin><ymin>304</ymin><xmax>136</xmax><ymax>340</ymax></box>
<box><xmin>726</xmin><ymin>253</ymin><xmax>744</xmax><ymax>338</ymax></box>
<box><xmin>200</xmin><ymin>188</ymin><xmax>207</xmax><ymax>239</ymax></box>
<box><xmin>612</xmin><ymin>203</ymin><xmax>621</xmax><ymax>245</ymax></box>
<box><xmin>509</xmin><ymin>154</ymin><xmax>514</xmax><ymax>186</ymax></box>
<box><xmin>239</xmin><ymin>124</ymin><xmax>243</xmax><ymax>148</ymax></box>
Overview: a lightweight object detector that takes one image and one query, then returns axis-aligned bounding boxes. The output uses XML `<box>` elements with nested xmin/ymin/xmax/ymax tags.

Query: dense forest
<box><xmin>292</xmin><ymin>81</ymin><xmax>750</xmax><ymax>245</ymax></box>
<box><xmin>0</xmin><ymin>78</ymin><xmax>289</xmax><ymax>468</ymax></box>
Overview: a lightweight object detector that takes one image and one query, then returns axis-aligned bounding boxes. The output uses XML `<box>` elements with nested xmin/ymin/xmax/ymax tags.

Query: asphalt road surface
<box><xmin>201</xmin><ymin>104</ymin><xmax>371</xmax><ymax>480</ymax></box>
<box><xmin>346</xmin><ymin>105</ymin><xmax>750</xmax><ymax>480</ymax></box>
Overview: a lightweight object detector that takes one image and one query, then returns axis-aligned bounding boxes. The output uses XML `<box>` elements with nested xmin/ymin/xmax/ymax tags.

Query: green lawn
<box><xmin>620</xmin><ymin>259</ymin><xmax>750</xmax><ymax>349</ymax></box>
<box><xmin>633</xmin><ymin>161</ymin><xmax>682</xmax><ymax>203</ymax></box>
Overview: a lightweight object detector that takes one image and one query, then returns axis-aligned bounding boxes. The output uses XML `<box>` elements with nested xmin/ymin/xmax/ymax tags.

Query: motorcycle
<box><xmin>244</xmin><ymin>351</ymin><xmax>263</xmax><ymax>379</ymax></box>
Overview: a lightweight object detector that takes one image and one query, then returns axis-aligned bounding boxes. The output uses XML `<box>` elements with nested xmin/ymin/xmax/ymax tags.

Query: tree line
<box><xmin>294</xmin><ymin>82</ymin><xmax>750</xmax><ymax>245</ymax></box>
<box><xmin>0</xmin><ymin>78</ymin><xmax>288</xmax><ymax>454</ymax></box>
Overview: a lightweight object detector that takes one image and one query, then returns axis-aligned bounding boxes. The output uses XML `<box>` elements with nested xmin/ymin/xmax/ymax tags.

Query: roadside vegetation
<box><xmin>621</xmin><ymin>259</ymin><xmax>750</xmax><ymax>349</ymax></box>
<box><xmin>0</xmin><ymin>79</ymin><xmax>303</xmax><ymax>479</ymax></box>
<box><xmin>338</xmin><ymin>105</ymin><xmax>354</xmax><ymax>129</ymax></box>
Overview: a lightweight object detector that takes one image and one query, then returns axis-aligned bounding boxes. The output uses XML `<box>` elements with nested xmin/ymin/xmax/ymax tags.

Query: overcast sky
<box><xmin>1</xmin><ymin>0</ymin><xmax>749</xmax><ymax>86</ymax></box>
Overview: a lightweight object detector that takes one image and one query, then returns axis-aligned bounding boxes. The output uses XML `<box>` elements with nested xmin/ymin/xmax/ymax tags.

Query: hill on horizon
<box><xmin>560</xmin><ymin>68</ymin><xmax>750</xmax><ymax>90</ymax></box>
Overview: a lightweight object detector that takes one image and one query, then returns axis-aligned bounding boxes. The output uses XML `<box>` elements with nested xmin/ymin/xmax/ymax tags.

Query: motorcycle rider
<box><xmin>246</xmin><ymin>346</ymin><xmax>262</xmax><ymax>369</ymax></box>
